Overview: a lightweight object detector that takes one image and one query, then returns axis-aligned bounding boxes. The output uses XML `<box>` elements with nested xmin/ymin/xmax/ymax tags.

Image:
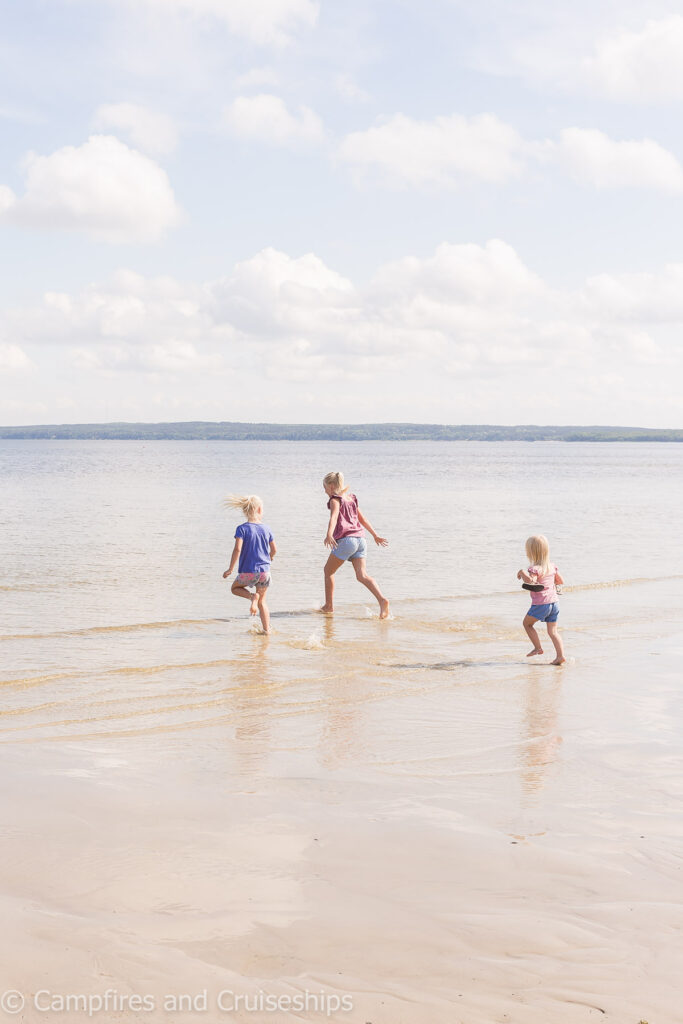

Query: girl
<box><xmin>517</xmin><ymin>534</ymin><xmax>566</xmax><ymax>665</ymax></box>
<box><xmin>223</xmin><ymin>495</ymin><xmax>276</xmax><ymax>634</ymax></box>
<box><xmin>320</xmin><ymin>471</ymin><xmax>390</xmax><ymax>619</ymax></box>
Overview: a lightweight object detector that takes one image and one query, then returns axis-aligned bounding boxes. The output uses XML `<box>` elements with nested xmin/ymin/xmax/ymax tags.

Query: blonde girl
<box><xmin>320</xmin><ymin>471</ymin><xmax>390</xmax><ymax>619</ymax></box>
<box><xmin>223</xmin><ymin>495</ymin><xmax>276</xmax><ymax>634</ymax></box>
<box><xmin>517</xmin><ymin>534</ymin><xmax>565</xmax><ymax>665</ymax></box>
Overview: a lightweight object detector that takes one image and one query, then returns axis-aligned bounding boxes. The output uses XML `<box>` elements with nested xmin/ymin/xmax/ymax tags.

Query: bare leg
<box><xmin>256</xmin><ymin>587</ymin><xmax>271</xmax><ymax>634</ymax></box>
<box><xmin>232</xmin><ymin>581</ymin><xmax>259</xmax><ymax>615</ymax></box>
<box><xmin>523</xmin><ymin>614</ymin><xmax>544</xmax><ymax>656</ymax></box>
<box><xmin>547</xmin><ymin>622</ymin><xmax>565</xmax><ymax>665</ymax></box>
<box><xmin>352</xmin><ymin>558</ymin><xmax>390</xmax><ymax>619</ymax></box>
<box><xmin>320</xmin><ymin>553</ymin><xmax>345</xmax><ymax>613</ymax></box>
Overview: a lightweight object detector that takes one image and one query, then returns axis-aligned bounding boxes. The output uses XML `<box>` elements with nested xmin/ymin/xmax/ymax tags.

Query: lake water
<box><xmin>1</xmin><ymin>441</ymin><xmax>682</xmax><ymax>1023</ymax></box>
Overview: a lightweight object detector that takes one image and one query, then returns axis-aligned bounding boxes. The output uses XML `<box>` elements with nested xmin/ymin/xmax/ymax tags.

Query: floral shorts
<box><xmin>235</xmin><ymin>571</ymin><xmax>271</xmax><ymax>589</ymax></box>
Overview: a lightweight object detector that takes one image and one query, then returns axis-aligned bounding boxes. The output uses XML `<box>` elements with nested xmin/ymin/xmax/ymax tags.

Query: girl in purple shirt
<box><xmin>320</xmin><ymin>471</ymin><xmax>390</xmax><ymax>619</ymax></box>
<box><xmin>223</xmin><ymin>494</ymin><xmax>277</xmax><ymax>634</ymax></box>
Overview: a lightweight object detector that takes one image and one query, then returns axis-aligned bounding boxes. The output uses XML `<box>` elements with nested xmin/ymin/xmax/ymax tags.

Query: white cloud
<box><xmin>0</xmin><ymin>185</ymin><xmax>15</xmax><ymax>215</ymax></box>
<box><xmin>582</xmin><ymin>264</ymin><xmax>683</xmax><ymax>322</ymax></box>
<box><xmin>338</xmin><ymin>111</ymin><xmax>683</xmax><ymax>194</ymax></box>
<box><xmin>7</xmin><ymin>241</ymin><xmax>670</xmax><ymax>374</ymax></box>
<box><xmin>92</xmin><ymin>103</ymin><xmax>178</xmax><ymax>155</ymax></box>
<box><xmin>225</xmin><ymin>94</ymin><xmax>324</xmax><ymax>145</ymax></box>
<box><xmin>209</xmin><ymin>247</ymin><xmax>355</xmax><ymax>336</ymax></box>
<box><xmin>0</xmin><ymin>344</ymin><xmax>31</xmax><ymax>372</ymax></box>
<box><xmin>123</xmin><ymin>0</ymin><xmax>319</xmax><ymax>46</ymax></box>
<box><xmin>338</xmin><ymin>113</ymin><xmax>524</xmax><ymax>187</ymax></box>
<box><xmin>5</xmin><ymin>242</ymin><xmax>683</xmax><ymax>423</ymax></box>
<box><xmin>370</xmin><ymin>240</ymin><xmax>545</xmax><ymax>307</ymax></box>
<box><xmin>554</xmin><ymin>127</ymin><xmax>683</xmax><ymax>192</ymax></box>
<box><xmin>0</xmin><ymin>135</ymin><xmax>181</xmax><ymax>244</ymax></box>
<box><xmin>586</xmin><ymin>16</ymin><xmax>683</xmax><ymax>101</ymax></box>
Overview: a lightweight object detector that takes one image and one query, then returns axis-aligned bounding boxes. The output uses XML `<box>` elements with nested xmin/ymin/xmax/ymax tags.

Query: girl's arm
<box><xmin>269</xmin><ymin>540</ymin><xmax>277</xmax><ymax>559</ymax></box>
<box><xmin>358</xmin><ymin>509</ymin><xmax>388</xmax><ymax>547</ymax></box>
<box><xmin>223</xmin><ymin>539</ymin><xmax>242</xmax><ymax>578</ymax></box>
<box><xmin>554</xmin><ymin>569</ymin><xmax>564</xmax><ymax>585</ymax></box>
<box><xmin>517</xmin><ymin>568</ymin><xmax>534</xmax><ymax>583</ymax></box>
<box><xmin>324</xmin><ymin>501</ymin><xmax>340</xmax><ymax>548</ymax></box>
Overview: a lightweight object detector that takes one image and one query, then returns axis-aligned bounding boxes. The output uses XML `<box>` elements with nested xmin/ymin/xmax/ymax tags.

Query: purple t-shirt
<box><xmin>327</xmin><ymin>493</ymin><xmax>364</xmax><ymax>540</ymax></box>
<box><xmin>235</xmin><ymin>522</ymin><xmax>273</xmax><ymax>573</ymax></box>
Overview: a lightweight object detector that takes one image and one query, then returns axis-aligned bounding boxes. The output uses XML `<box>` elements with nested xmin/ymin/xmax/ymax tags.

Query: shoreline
<box><xmin>1</xmin><ymin>425</ymin><xmax>682</xmax><ymax>442</ymax></box>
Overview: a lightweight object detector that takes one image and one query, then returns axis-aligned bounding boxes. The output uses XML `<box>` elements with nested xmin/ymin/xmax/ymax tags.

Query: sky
<box><xmin>1</xmin><ymin>0</ymin><xmax>683</xmax><ymax>426</ymax></box>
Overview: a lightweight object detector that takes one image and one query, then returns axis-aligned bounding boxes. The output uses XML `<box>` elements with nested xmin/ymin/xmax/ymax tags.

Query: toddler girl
<box><xmin>321</xmin><ymin>471</ymin><xmax>390</xmax><ymax>619</ymax></box>
<box><xmin>223</xmin><ymin>494</ymin><xmax>276</xmax><ymax>634</ymax></box>
<box><xmin>517</xmin><ymin>534</ymin><xmax>566</xmax><ymax>665</ymax></box>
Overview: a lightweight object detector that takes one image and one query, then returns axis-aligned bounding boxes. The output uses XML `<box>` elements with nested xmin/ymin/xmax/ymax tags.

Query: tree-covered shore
<box><xmin>1</xmin><ymin>422</ymin><xmax>681</xmax><ymax>441</ymax></box>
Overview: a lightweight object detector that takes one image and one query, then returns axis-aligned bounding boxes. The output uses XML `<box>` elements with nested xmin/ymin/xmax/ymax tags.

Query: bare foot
<box><xmin>551</xmin><ymin>657</ymin><xmax>566</xmax><ymax>666</ymax></box>
<box><xmin>526</xmin><ymin>647</ymin><xmax>544</xmax><ymax>657</ymax></box>
<box><xmin>379</xmin><ymin>599</ymin><xmax>390</xmax><ymax>620</ymax></box>
<box><xmin>249</xmin><ymin>595</ymin><xmax>259</xmax><ymax>616</ymax></box>
<box><xmin>318</xmin><ymin>604</ymin><xmax>334</xmax><ymax>615</ymax></box>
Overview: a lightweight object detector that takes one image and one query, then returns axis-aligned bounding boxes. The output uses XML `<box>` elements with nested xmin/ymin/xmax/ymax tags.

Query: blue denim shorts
<box><xmin>527</xmin><ymin>602</ymin><xmax>559</xmax><ymax>622</ymax></box>
<box><xmin>333</xmin><ymin>536</ymin><xmax>367</xmax><ymax>561</ymax></box>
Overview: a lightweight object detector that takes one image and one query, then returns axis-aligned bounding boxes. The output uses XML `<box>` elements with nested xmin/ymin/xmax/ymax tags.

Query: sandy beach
<box><xmin>2</xmin><ymin>441</ymin><xmax>682</xmax><ymax>1022</ymax></box>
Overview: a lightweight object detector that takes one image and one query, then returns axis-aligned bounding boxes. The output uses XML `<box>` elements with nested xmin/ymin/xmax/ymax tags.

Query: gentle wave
<box><xmin>4</xmin><ymin>574</ymin><xmax>679</xmax><ymax>642</ymax></box>
<box><xmin>563</xmin><ymin>575</ymin><xmax>683</xmax><ymax>591</ymax></box>
<box><xmin>0</xmin><ymin>580</ymin><xmax>95</xmax><ymax>592</ymax></box>
<box><xmin>0</xmin><ymin>617</ymin><xmax>227</xmax><ymax>641</ymax></box>
<box><xmin>0</xmin><ymin>656</ymin><xmax>248</xmax><ymax>689</ymax></box>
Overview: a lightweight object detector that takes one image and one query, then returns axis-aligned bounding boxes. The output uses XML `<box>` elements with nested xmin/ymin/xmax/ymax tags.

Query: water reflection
<box><xmin>227</xmin><ymin>641</ymin><xmax>272</xmax><ymax>781</ymax></box>
<box><xmin>519</xmin><ymin>677</ymin><xmax>563</xmax><ymax>801</ymax></box>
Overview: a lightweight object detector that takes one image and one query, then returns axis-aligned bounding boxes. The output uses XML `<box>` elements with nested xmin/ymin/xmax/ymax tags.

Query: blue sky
<box><xmin>1</xmin><ymin>0</ymin><xmax>683</xmax><ymax>425</ymax></box>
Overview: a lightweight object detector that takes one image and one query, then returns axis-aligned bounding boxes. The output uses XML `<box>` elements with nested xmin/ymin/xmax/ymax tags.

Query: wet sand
<box><xmin>2</xmin><ymin>579</ymin><xmax>682</xmax><ymax>1023</ymax></box>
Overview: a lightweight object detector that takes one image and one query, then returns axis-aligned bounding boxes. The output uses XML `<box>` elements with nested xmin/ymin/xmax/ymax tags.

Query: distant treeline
<box><xmin>1</xmin><ymin>422</ymin><xmax>682</xmax><ymax>442</ymax></box>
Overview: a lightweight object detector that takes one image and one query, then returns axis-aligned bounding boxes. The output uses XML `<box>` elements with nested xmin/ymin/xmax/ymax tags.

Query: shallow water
<box><xmin>1</xmin><ymin>441</ymin><xmax>682</xmax><ymax>1022</ymax></box>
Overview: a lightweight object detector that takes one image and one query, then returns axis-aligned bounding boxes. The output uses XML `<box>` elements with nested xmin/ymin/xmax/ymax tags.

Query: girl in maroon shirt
<box><xmin>320</xmin><ymin>470</ymin><xmax>390</xmax><ymax>619</ymax></box>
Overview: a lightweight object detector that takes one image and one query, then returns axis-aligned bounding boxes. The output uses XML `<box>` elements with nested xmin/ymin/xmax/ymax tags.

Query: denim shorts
<box><xmin>527</xmin><ymin>602</ymin><xmax>559</xmax><ymax>622</ymax></box>
<box><xmin>333</xmin><ymin>536</ymin><xmax>367</xmax><ymax>561</ymax></box>
<box><xmin>235</xmin><ymin>571</ymin><xmax>271</xmax><ymax>589</ymax></box>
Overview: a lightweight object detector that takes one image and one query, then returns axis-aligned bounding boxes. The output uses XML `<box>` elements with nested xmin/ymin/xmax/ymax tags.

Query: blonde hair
<box><xmin>525</xmin><ymin>534</ymin><xmax>550</xmax><ymax>575</ymax></box>
<box><xmin>323</xmin><ymin>471</ymin><xmax>349</xmax><ymax>494</ymax></box>
<box><xmin>224</xmin><ymin>494</ymin><xmax>263</xmax><ymax>520</ymax></box>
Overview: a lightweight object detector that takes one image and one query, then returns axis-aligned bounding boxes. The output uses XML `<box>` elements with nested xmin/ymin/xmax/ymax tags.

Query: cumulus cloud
<box><xmin>0</xmin><ymin>135</ymin><xmax>181</xmax><ymax>244</ymax></box>
<box><xmin>225</xmin><ymin>94</ymin><xmax>324</xmax><ymax>145</ymax></box>
<box><xmin>585</xmin><ymin>16</ymin><xmax>683</xmax><ymax>102</ymax></box>
<box><xmin>582</xmin><ymin>264</ymin><xmax>683</xmax><ymax>322</ymax></box>
<box><xmin>553</xmin><ymin>127</ymin><xmax>683</xmax><ymax>192</ymax></box>
<box><xmin>9</xmin><ymin>240</ymin><xmax>676</xmax><ymax>374</ymax></box>
<box><xmin>208</xmin><ymin>247</ymin><xmax>355</xmax><ymax>338</ymax></box>
<box><xmin>92</xmin><ymin>103</ymin><xmax>178</xmax><ymax>155</ymax></box>
<box><xmin>465</xmin><ymin>5</ymin><xmax>683</xmax><ymax>106</ymax></box>
<box><xmin>338</xmin><ymin>113</ymin><xmax>525</xmax><ymax>187</ymax></box>
<box><xmin>0</xmin><ymin>343</ymin><xmax>31</xmax><ymax>372</ymax></box>
<box><xmin>370</xmin><ymin>240</ymin><xmax>545</xmax><ymax>307</ymax></box>
<box><xmin>4</xmin><ymin>240</ymin><xmax>683</xmax><ymax>421</ymax></box>
<box><xmin>337</xmin><ymin>111</ymin><xmax>683</xmax><ymax>195</ymax></box>
<box><xmin>0</xmin><ymin>185</ymin><xmax>15</xmax><ymax>215</ymax></box>
<box><xmin>124</xmin><ymin>0</ymin><xmax>319</xmax><ymax>46</ymax></box>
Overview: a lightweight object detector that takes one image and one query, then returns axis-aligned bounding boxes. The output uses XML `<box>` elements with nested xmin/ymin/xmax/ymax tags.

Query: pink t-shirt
<box><xmin>528</xmin><ymin>564</ymin><xmax>559</xmax><ymax>604</ymax></box>
<box><xmin>328</xmin><ymin>493</ymin><xmax>364</xmax><ymax>539</ymax></box>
